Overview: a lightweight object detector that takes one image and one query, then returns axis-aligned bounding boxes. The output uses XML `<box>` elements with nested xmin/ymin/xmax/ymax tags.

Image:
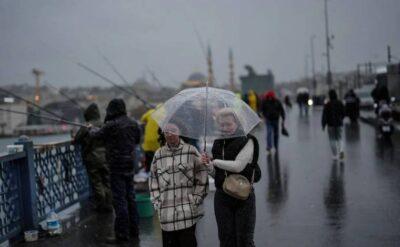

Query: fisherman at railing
<box><xmin>73</xmin><ymin>103</ymin><xmax>113</xmax><ymax>214</ymax></box>
<box><xmin>87</xmin><ymin>98</ymin><xmax>142</xmax><ymax>245</ymax></box>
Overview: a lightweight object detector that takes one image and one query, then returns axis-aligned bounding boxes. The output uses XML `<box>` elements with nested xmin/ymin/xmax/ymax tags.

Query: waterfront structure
<box><xmin>0</xmin><ymin>101</ymin><xmax>27</xmax><ymax>136</ymax></box>
<box><xmin>240</xmin><ymin>66</ymin><xmax>275</xmax><ymax>94</ymax></box>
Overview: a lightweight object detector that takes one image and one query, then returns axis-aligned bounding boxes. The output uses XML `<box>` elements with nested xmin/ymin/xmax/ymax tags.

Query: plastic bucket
<box><xmin>24</xmin><ymin>230</ymin><xmax>38</xmax><ymax>242</ymax></box>
<box><xmin>135</xmin><ymin>193</ymin><xmax>154</xmax><ymax>218</ymax></box>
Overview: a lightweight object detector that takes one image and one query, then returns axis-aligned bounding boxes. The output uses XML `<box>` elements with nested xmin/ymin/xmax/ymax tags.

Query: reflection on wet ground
<box><xmin>324</xmin><ymin>162</ymin><xmax>346</xmax><ymax>229</ymax></box>
<box><xmin>266</xmin><ymin>154</ymin><xmax>288</xmax><ymax>214</ymax></box>
<box><xmin>16</xmin><ymin>109</ymin><xmax>400</xmax><ymax>246</ymax></box>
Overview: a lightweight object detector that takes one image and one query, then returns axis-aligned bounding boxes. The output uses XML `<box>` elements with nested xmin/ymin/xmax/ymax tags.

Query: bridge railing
<box><xmin>0</xmin><ymin>151</ymin><xmax>26</xmax><ymax>243</ymax></box>
<box><xmin>0</xmin><ymin>138</ymin><xmax>89</xmax><ymax>244</ymax></box>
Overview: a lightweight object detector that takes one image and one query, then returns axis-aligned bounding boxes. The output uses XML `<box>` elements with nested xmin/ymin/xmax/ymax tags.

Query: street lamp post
<box><xmin>310</xmin><ymin>35</ymin><xmax>317</xmax><ymax>94</ymax></box>
<box><xmin>324</xmin><ymin>0</ymin><xmax>333</xmax><ymax>89</ymax></box>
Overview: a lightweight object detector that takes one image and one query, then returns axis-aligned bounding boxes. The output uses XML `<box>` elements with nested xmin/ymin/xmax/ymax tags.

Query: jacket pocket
<box><xmin>177</xmin><ymin>163</ymin><xmax>194</xmax><ymax>186</ymax></box>
<box><xmin>176</xmin><ymin>203</ymin><xmax>195</xmax><ymax>221</ymax></box>
<box><xmin>157</xmin><ymin>168</ymin><xmax>171</xmax><ymax>189</ymax></box>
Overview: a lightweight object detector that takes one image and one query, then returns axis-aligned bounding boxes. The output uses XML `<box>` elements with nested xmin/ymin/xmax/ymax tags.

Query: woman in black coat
<box><xmin>202</xmin><ymin>108</ymin><xmax>259</xmax><ymax>247</ymax></box>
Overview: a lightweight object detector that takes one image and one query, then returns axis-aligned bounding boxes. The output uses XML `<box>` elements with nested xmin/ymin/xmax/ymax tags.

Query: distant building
<box><xmin>240</xmin><ymin>65</ymin><xmax>275</xmax><ymax>94</ymax></box>
<box><xmin>387</xmin><ymin>63</ymin><xmax>400</xmax><ymax>102</ymax></box>
<box><xmin>0</xmin><ymin>101</ymin><xmax>27</xmax><ymax>136</ymax></box>
<box><xmin>181</xmin><ymin>72</ymin><xmax>207</xmax><ymax>89</ymax></box>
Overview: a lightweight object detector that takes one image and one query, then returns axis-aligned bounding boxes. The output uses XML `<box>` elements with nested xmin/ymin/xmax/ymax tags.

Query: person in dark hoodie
<box><xmin>74</xmin><ymin>103</ymin><xmax>112</xmax><ymax>213</ymax></box>
<box><xmin>88</xmin><ymin>99</ymin><xmax>141</xmax><ymax>244</ymax></box>
<box><xmin>322</xmin><ymin>90</ymin><xmax>345</xmax><ymax>161</ymax></box>
<box><xmin>344</xmin><ymin>89</ymin><xmax>360</xmax><ymax>123</ymax></box>
<box><xmin>260</xmin><ymin>91</ymin><xmax>286</xmax><ymax>153</ymax></box>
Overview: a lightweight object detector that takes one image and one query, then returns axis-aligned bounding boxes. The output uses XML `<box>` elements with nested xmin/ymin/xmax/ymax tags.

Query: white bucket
<box><xmin>24</xmin><ymin>230</ymin><xmax>38</xmax><ymax>242</ymax></box>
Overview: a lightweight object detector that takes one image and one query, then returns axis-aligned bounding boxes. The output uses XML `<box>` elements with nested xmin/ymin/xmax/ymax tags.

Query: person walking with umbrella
<box><xmin>149</xmin><ymin>122</ymin><xmax>209</xmax><ymax>247</ymax></box>
<box><xmin>201</xmin><ymin>108</ymin><xmax>260</xmax><ymax>247</ymax></box>
<box><xmin>151</xmin><ymin>86</ymin><xmax>261</xmax><ymax>246</ymax></box>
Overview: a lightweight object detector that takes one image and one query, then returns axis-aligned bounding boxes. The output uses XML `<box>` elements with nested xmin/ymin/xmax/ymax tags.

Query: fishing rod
<box><xmin>0</xmin><ymin>87</ymin><xmax>65</xmax><ymax>120</ymax></box>
<box><xmin>0</xmin><ymin>108</ymin><xmax>86</xmax><ymax>127</ymax></box>
<box><xmin>182</xmin><ymin>4</ymin><xmax>207</xmax><ymax>60</ymax></box>
<box><xmin>76</xmin><ymin>61</ymin><xmax>154</xmax><ymax>109</ymax></box>
<box><xmin>43</xmin><ymin>81</ymin><xmax>84</xmax><ymax>111</ymax></box>
<box><xmin>145</xmin><ymin>66</ymin><xmax>163</xmax><ymax>88</ymax></box>
<box><xmin>98</xmin><ymin>53</ymin><xmax>155</xmax><ymax>109</ymax></box>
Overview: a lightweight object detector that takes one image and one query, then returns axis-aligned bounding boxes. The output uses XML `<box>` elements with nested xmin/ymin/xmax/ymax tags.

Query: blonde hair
<box><xmin>215</xmin><ymin>108</ymin><xmax>240</xmax><ymax>124</ymax></box>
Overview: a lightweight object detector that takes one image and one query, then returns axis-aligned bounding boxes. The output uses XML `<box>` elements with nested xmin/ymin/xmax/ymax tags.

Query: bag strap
<box><xmin>247</xmin><ymin>134</ymin><xmax>259</xmax><ymax>166</ymax></box>
<box><xmin>247</xmin><ymin>134</ymin><xmax>259</xmax><ymax>185</ymax></box>
<box><xmin>223</xmin><ymin>136</ymin><xmax>260</xmax><ymax>184</ymax></box>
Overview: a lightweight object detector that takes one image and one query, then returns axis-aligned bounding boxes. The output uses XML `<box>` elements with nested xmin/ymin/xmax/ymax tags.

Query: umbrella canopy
<box><xmin>297</xmin><ymin>87</ymin><xmax>309</xmax><ymax>94</ymax></box>
<box><xmin>151</xmin><ymin>87</ymin><xmax>261</xmax><ymax>142</ymax></box>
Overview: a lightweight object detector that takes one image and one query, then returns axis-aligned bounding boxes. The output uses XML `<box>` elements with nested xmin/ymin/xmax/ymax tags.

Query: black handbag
<box><xmin>281</xmin><ymin>124</ymin><xmax>289</xmax><ymax>137</ymax></box>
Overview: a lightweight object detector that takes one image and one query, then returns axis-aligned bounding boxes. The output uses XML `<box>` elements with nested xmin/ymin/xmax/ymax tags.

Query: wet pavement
<box><xmin>17</xmin><ymin>108</ymin><xmax>400</xmax><ymax>246</ymax></box>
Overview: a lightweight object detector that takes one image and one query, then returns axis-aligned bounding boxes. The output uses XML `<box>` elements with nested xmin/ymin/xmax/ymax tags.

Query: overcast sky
<box><xmin>1</xmin><ymin>0</ymin><xmax>399</xmax><ymax>88</ymax></box>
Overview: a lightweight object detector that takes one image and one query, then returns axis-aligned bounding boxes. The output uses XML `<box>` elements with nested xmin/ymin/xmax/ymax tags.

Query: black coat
<box><xmin>322</xmin><ymin>100</ymin><xmax>345</xmax><ymax>128</ymax></box>
<box><xmin>90</xmin><ymin>99</ymin><xmax>141</xmax><ymax>173</ymax></box>
<box><xmin>260</xmin><ymin>99</ymin><xmax>285</xmax><ymax>121</ymax></box>
<box><xmin>212</xmin><ymin>134</ymin><xmax>260</xmax><ymax>190</ymax></box>
<box><xmin>74</xmin><ymin>103</ymin><xmax>107</xmax><ymax>167</ymax></box>
<box><xmin>344</xmin><ymin>92</ymin><xmax>360</xmax><ymax>118</ymax></box>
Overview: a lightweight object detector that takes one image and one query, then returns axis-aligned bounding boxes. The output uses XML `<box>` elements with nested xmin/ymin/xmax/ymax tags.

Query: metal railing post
<box><xmin>15</xmin><ymin>137</ymin><xmax>39</xmax><ymax>230</ymax></box>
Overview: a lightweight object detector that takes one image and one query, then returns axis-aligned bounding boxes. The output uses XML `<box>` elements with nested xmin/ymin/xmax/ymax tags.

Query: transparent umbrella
<box><xmin>297</xmin><ymin>87</ymin><xmax>309</xmax><ymax>94</ymax></box>
<box><xmin>151</xmin><ymin>87</ymin><xmax>261</xmax><ymax>150</ymax></box>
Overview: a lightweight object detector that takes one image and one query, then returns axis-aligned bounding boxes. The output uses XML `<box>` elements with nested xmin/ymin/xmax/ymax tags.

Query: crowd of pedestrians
<box><xmin>73</xmin><ymin>84</ymin><xmax>392</xmax><ymax>246</ymax></box>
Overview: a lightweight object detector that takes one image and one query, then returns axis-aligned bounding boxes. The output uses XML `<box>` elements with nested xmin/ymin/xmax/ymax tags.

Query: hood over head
<box><xmin>264</xmin><ymin>90</ymin><xmax>276</xmax><ymax>100</ymax></box>
<box><xmin>84</xmin><ymin>103</ymin><xmax>101</xmax><ymax>122</ymax></box>
<box><xmin>328</xmin><ymin>89</ymin><xmax>338</xmax><ymax>101</ymax></box>
<box><xmin>105</xmin><ymin>98</ymin><xmax>127</xmax><ymax>122</ymax></box>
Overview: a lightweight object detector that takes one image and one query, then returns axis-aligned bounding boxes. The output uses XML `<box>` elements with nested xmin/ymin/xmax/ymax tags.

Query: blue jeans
<box><xmin>110</xmin><ymin>173</ymin><xmax>139</xmax><ymax>238</ymax></box>
<box><xmin>266</xmin><ymin>120</ymin><xmax>279</xmax><ymax>150</ymax></box>
<box><xmin>327</xmin><ymin>127</ymin><xmax>343</xmax><ymax>156</ymax></box>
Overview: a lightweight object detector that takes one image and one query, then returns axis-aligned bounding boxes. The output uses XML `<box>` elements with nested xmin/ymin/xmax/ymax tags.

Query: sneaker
<box><xmin>105</xmin><ymin>236</ymin><xmax>129</xmax><ymax>245</ymax></box>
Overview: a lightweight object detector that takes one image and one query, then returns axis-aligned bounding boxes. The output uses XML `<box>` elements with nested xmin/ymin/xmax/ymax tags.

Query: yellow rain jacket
<box><xmin>248</xmin><ymin>90</ymin><xmax>258</xmax><ymax>112</ymax></box>
<box><xmin>140</xmin><ymin>109</ymin><xmax>160</xmax><ymax>152</ymax></box>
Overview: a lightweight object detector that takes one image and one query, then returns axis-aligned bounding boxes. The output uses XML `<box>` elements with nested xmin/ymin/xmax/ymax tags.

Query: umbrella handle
<box><xmin>203</xmin><ymin>84</ymin><xmax>209</xmax><ymax>153</ymax></box>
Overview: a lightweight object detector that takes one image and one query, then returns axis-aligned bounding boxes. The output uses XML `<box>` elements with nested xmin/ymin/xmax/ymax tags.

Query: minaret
<box><xmin>207</xmin><ymin>45</ymin><xmax>215</xmax><ymax>86</ymax></box>
<box><xmin>229</xmin><ymin>48</ymin><xmax>236</xmax><ymax>91</ymax></box>
<box><xmin>32</xmin><ymin>68</ymin><xmax>44</xmax><ymax>105</ymax></box>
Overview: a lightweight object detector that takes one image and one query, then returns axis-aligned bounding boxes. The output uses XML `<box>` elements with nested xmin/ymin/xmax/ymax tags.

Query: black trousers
<box><xmin>214</xmin><ymin>189</ymin><xmax>256</xmax><ymax>247</ymax></box>
<box><xmin>162</xmin><ymin>224</ymin><xmax>197</xmax><ymax>247</ymax></box>
<box><xmin>144</xmin><ymin>151</ymin><xmax>155</xmax><ymax>172</ymax></box>
<box><xmin>110</xmin><ymin>172</ymin><xmax>139</xmax><ymax>238</ymax></box>
<box><xmin>86</xmin><ymin>163</ymin><xmax>112</xmax><ymax>211</ymax></box>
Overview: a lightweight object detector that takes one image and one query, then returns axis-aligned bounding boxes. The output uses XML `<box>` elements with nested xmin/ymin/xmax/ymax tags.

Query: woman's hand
<box><xmin>201</xmin><ymin>153</ymin><xmax>212</xmax><ymax>165</ymax></box>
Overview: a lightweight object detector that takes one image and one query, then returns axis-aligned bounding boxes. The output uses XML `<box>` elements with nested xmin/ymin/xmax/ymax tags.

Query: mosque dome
<box><xmin>187</xmin><ymin>72</ymin><xmax>207</xmax><ymax>83</ymax></box>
